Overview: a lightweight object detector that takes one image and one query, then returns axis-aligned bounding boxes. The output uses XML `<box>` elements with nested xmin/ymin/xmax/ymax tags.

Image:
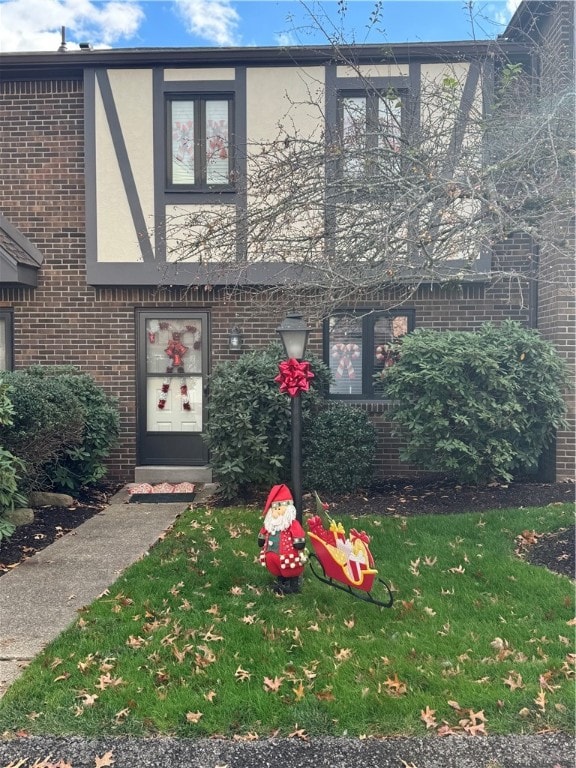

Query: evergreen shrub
<box><xmin>383</xmin><ymin>321</ymin><xmax>569</xmax><ymax>483</ymax></box>
<box><xmin>204</xmin><ymin>343</ymin><xmax>332</xmax><ymax>500</ymax></box>
<box><xmin>1</xmin><ymin>367</ymin><xmax>119</xmax><ymax>493</ymax></box>
<box><xmin>302</xmin><ymin>403</ymin><xmax>376</xmax><ymax>493</ymax></box>
<box><xmin>0</xmin><ymin>381</ymin><xmax>26</xmax><ymax>531</ymax></box>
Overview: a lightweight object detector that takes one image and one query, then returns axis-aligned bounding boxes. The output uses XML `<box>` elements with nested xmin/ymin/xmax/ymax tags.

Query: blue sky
<box><xmin>0</xmin><ymin>0</ymin><xmax>521</xmax><ymax>53</ymax></box>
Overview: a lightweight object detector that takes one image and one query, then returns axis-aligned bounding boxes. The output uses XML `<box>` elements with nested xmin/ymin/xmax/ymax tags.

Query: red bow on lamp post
<box><xmin>275</xmin><ymin>358</ymin><xmax>314</xmax><ymax>397</ymax></box>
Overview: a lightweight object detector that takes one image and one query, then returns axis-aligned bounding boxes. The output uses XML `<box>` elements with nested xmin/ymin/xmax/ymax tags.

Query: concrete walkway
<box><xmin>0</xmin><ymin>485</ymin><xmax>215</xmax><ymax>697</ymax></box>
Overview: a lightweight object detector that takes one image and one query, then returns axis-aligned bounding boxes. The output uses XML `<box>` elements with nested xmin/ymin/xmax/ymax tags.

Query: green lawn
<box><xmin>0</xmin><ymin>501</ymin><xmax>573</xmax><ymax>740</ymax></box>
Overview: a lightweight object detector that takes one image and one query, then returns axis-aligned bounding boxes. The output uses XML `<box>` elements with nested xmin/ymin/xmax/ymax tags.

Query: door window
<box><xmin>145</xmin><ymin>318</ymin><xmax>204</xmax><ymax>432</ymax></box>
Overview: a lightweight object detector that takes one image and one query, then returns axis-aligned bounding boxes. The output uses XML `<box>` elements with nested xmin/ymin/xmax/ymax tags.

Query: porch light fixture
<box><xmin>228</xmin><ymin>325</ymin><xmax>243</xmax><ymax>352</ymax></box>
<box><xmin>276</xmin><ymin>310</ymin><xmax>310</xmax><ymax>361</ymax></box>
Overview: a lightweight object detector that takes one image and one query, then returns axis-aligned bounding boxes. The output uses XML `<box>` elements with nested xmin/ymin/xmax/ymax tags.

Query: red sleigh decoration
<box><xmin>306</xmin><ymin>494</ymin><xmax>394</xmax><ymax>608</ymax></box>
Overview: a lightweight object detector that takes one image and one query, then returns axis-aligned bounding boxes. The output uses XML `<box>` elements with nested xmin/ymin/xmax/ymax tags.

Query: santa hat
<box><xmin>263</xmin><ymin>484</ymin><xmax>293</xmax><ymax>515</ymax></box>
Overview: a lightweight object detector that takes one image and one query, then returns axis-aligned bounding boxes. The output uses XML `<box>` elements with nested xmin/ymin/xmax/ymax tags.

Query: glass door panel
<box><xmin>137</xmin><ymin>311</ymin><xmax>209</xmax><ymax>466</ymax></box>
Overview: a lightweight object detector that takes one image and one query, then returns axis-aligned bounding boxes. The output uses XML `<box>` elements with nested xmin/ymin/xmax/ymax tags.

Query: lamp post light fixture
<box><xmin>228</xmin><ymin>326</ymin><xmax>243</xmax><ymax>352</ymax></box>
<box><xmin>276</xmin><ymin>311</ymin><xmax>310</xmax><ymax>361</ymax></box>
<box><xmin>276</xmin><ymin>311</ymin><xmax>311</xmax><ymax>524</ymax></box>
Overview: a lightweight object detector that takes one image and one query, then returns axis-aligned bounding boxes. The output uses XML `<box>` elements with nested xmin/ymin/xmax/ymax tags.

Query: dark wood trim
<box><xmin>234</xmin><ymin>66</ymin><xmax>248</xmax><ymax>262</ymax></box>
<box><xmin>153</xmin><ymin>67</ymin><xmax>166</xmax><ymax>262</ymax></box>
<box><xmin>442</xmin><ymin>59</ymin><xmax>482</xmax><ymax>179</ymax></box>
<box><xmin>0</xmin><ymin>41</ymin><xmax>531</xmax><ymax>78</ymax></box>
<box><xmin>87</xmin><ymin>259</ymin><xmax>490</xmax><ymax>287</ymax></box>
<box><xmin>0</xmin><ymin>308</ymin><xmax>14</xmax><ymax>370</ymax></box>
<box><xmin>84</xmin><ymin>68</ymin><xmax>98</xmax><ymax>269</ymax></box>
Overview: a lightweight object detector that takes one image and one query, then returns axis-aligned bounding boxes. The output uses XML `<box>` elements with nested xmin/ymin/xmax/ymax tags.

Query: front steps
<box><xmin>134</xmin><ymin>466</ymin><xmax>213</xmax><ymax>484</ymax></box>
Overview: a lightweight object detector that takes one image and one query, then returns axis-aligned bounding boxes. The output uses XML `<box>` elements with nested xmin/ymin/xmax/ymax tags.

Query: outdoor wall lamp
<box><xmin>228</xmin><ymin>326</ymin><xmax>243</xmax><ymax>352</ymax></box>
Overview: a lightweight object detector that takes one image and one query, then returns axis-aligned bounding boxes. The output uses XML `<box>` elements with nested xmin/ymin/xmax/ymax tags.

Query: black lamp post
<box><xmin>276</xmin><ymin>311</ymin><xmax>310</xmax><ymax>524</ymax></box>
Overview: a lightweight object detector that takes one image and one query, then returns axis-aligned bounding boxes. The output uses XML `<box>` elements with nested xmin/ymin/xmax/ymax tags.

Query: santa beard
<box><xmin>264</xmin><ymin>504</ymin><xmax>296</xmax><ymax>535</ymax></box>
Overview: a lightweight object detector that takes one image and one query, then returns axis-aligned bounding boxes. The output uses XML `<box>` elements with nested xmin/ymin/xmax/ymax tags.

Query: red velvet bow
<box><xmin>275</xmin><ymin>358</ymin><xmax>314</xmax><ymax>397</ymax></box>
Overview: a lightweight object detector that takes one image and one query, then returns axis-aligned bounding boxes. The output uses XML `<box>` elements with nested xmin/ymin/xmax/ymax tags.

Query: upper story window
<box><xmin>167</xmin><ymin>95</ymin><xmax>234</xmax><ymax>190</ymax></box>
<box><xmin>338</xmin><ymin>90</ymin><xmax>403</xmax><ymax>179</ymax></box>
<box><xmin>0</xmin><ymin>310</ymin><xmax>13</xmax><ymax>371</ymax></box>
<box><xmin>325</xmin><ymin>310</ymin><xmax>414</xmax><ymax>398</ymax></box>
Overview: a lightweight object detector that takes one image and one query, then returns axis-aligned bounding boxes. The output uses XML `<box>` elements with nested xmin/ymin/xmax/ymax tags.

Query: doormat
<box><xmin>128</xmin><ymin>482</ymin><xmax>196</xmax><ymax>504</ymax></box>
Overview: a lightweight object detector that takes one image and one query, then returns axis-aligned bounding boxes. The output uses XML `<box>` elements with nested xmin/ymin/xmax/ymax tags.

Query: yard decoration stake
<box><xmin>258</xmin><ymin>484</ymin><xmax>307</xmax><ymax>594</ymax></box>
<box><xmin>306</xmin><ymin>492</ymin><xmax>394</xmax><ymax>608</ymax></box>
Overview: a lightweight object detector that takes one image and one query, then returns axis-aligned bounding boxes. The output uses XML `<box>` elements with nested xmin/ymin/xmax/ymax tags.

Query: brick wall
<box><xmin>1</xmin><ymin>75</ymin><xmax>569</xmax><ymax>483</ymax></box>
<box><xmin>532</xmin><ymin>1</ymin><xmax>575</xmax><ymax>480</ymax></box>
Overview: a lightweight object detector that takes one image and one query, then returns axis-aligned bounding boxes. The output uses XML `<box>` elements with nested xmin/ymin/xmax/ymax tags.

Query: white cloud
<box><xmin>0</xmin><ymin>0</ymin><xmax>145</xmax><ymax>52</ymax></box>
<box><xmin>173</xmin><ymin>0</ymin><xmax>240</xmax><ymax>46</ymax></box>
<box><xmin>472</xmin><ymin>0</ymin><xmax>522</xmax><ymax>32</ymax></box>
<box><xmin>274</xmin><ymin>31</ymin><xmax>297</xmax><ymax>47</ymax></box>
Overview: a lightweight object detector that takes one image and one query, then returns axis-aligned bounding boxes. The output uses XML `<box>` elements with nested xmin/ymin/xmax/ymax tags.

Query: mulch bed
<box><xmin>0</xmin><ymin>485</ymin><xmax>121</xmax><ymax>578</ymax></box>
<box><xmin>0</xmin><ymin>478</ymin><xmax>573</xmax><ymax>579</ymax></box>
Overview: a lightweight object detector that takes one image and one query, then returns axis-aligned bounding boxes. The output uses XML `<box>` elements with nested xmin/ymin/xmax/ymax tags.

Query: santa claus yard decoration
<box><xmin>258</xmin><ymin>484</ymin><xmax>306</xmax><ymax>594</ymax></box>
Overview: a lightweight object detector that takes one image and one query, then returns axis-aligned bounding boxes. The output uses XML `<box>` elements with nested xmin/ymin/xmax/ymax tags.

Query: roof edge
<box><xmin>0</xmin><ymin>214</ymin><xmax>44</xmax><ymax>267</ymax></box>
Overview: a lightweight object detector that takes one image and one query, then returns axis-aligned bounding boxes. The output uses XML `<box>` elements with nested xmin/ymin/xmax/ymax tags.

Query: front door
<box><xmin>136</xmin><ymin>310</ymin><xmax>209</xmax><ymax>466</ymax></box>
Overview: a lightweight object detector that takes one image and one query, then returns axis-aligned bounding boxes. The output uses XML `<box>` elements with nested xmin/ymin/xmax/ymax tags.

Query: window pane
<box><xmin>145</xmin><ymin>318</ymin><xmax>203</xmax><ymax>375</ymax></box>
<box><xmin>328</xmin><ymin>315</ymin><xmax>363</xmax><ymax>396</ymax></box>
<box><xmin>205</xmin><ymin>100</ymin><xmax>230</xmax><ymax>185</ymax></box>
<box><xmin>0</xmin><ymin>318</ymin><xmax>6</xmax><ymax>371</ymax></box>
<box><xmin>171</xmin><ymin>101</ymin><xmax>195</xmax><ymax>184</ymax></box>
<box><xmin>373</xmin><ymin>314</ymin><xmax>408</xmax><ymax>394</ymax></box>
<box><xmin>378</xmin><ymin>96</ymin><xmax>402</xmax><ymax>154</ymax></box>
<box><xmin>341</xmin><ymin>96</ymin><xmax>366</xmax><ymax>177</ymax></box>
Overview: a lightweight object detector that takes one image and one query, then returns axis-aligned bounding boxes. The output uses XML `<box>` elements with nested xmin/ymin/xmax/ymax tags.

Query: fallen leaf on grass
<box><xmin>293</xmin><ymin>682</ymin><xmax>306</xmax><ymax>701</ymax></box>
<box><xmin>460</xmin><ymin>709</ymin><xmax>487</xmax><ymax>736</ymax></box>
<box><xmin>234</xmin><ymin>666</ymin><xmax>251</xmax><ymax>682</ymax></box>
<box><xmin>235</xmin><ymin>732</ymin><xmax>259</xmax><ymax>742</ymax></box>
<box><xmin>288</xmin><ymin>725</ymin><xmax>308</xmax><ymax>740</ymax></box>
<box><xmin>263</xmin><ymin>676</ymin><xmax>284</xmax><ymax>692</ymax></box>
<box><xmin>77</xmin><ymin>693</ymin><xmax>99</xmax><ymax>708</ymax></box>
<box><xmin>186</xmin><ymin>711</ymin><xmax>203</xmax><ymax>723</ymax></box>
<box><xmin>539</xmin><ymin>671</ymin><xmax>561</xmax><ymax>692</ymax></box>
<box><xmin>503</xmin><ymin>672</ymin><xmax>524</xmax><ymax>691</ymax></box>
<box><xmin>534</xmin><ymin>689</ymin><xmax>547</xmax><ymax>713</ymax></box>
<box><xmin>382</xmin><ymin>673</ymin><xmax>408</xmax><ymax>696</ymax></box>
<box><xmin>420</xmin><ymin>706</ymin><xmax>437</xmax><ymax>729</ymax></box>
<box><xmin>95</xmin><ymin>674</ymin><xmax>123</xmax><ymax>691</ymax></box>
<box><xmin>333</xmin><ymin>647</ymin><xmax>353</xmax><ymax>662</ymax></box>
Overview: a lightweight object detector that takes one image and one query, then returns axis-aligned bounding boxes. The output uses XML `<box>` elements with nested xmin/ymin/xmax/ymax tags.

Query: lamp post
<box><xmin>276</xmin><ymin>311</ymin><xmax>310</xmax><ymax>524</ymax></box>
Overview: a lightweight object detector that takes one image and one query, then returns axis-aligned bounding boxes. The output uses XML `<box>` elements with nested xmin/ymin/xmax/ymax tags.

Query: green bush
<box><xmin>1</xmin><ymin>367</ymin><xmax>119</xmax><ymax>493</ymax></box>
<box><xmin>0</xmin><ymin>381</ymin><xmax>26</xmax><ymax>526</ymax></box>
<box><xmin>302</xmin><ymin>403</ymin><xmax>376</xmax><ymax>493</ymax></box>
<box><xmin>204</xmin><ymin>343</ymin><xmax>331</xmax><ymax>500</ymax></box>
<box><xmin>39</xmin><ymin>369</ymin><xmax>120</xmax><ymax>491</ymax></box>
<box><xmin>383</xmin><ymin>321</ymin><xmax>569</xmax><ymax>483</ymax></box>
